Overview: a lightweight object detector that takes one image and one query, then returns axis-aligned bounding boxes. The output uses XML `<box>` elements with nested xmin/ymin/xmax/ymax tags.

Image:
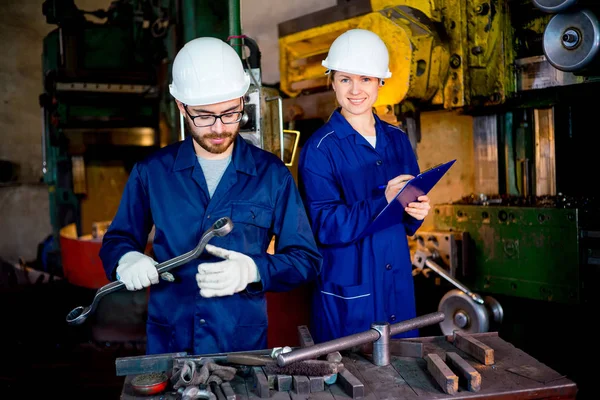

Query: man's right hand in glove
<box><xmin>116</xmin><ymin>251</ymin><xmax>159</xmax><ymax>291</ymax></box>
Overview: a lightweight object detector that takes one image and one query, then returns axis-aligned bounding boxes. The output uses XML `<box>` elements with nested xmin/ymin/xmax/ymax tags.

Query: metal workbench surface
<box><xmin>120</xmin><ymin>332</ymin><xmax>577</xmax><ymax>399</ymax></box>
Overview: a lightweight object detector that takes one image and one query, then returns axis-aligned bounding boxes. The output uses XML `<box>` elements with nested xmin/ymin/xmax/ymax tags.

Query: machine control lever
<box><xmin>413</xmin><ymin>249</ymin><xmax>484</xmax><ymax>305</ymax></box>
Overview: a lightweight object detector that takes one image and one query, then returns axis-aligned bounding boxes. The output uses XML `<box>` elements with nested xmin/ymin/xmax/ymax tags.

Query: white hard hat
<box><xmin>169</xmin><ymin>37</ymin><xmax>251</xmax><ymax>106</ymax></box>
<box><xmin>322</xmin><ymin>29</ymin><xmax>392</xmax><ymax>79</ymax></box>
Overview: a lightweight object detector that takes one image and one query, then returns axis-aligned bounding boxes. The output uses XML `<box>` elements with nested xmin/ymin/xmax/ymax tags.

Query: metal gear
<box><xmin>438</xmin><ymin>289</ymin><xmax>490</xmax><ymax>335</ymax></box>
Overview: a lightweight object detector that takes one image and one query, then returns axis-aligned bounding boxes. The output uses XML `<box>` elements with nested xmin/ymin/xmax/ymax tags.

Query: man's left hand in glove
<box><xmin>196</xmin><ymin>244</ymin><xmax>261</xmax><ymax>298</ymax></box>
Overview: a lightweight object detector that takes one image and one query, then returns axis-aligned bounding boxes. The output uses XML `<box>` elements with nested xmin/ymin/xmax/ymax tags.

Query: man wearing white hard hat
<box><xmin>298</xmin><ymin>29</ymin><xmax>431</xmax><ymax>343</ymax></box>
<box><xmin>100</xmin><ymin>37</ymin><xmax>321</xmax><ymax>355</ymax></box>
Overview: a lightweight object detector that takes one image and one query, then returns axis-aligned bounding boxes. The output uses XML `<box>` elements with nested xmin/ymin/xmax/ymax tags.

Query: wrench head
<box><xmin>212</xmin><ymin>217</ymin><xmax>233</xmax><ymax>236</ymax></box>
<box><xmin>66</xmin><ymin>305</ymin><xmax>90</xmax><ymax>325</ymax></box>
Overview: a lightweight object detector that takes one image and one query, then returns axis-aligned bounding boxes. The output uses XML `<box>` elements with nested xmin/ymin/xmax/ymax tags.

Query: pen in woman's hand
<box><xmin>379</xmin><ymin>178</ymin><xmax>410</xmax><ymax>190</ymax></box>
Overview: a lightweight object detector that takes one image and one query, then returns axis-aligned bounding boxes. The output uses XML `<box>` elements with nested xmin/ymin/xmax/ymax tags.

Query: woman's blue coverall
<box><xmin>298</xmin><ymin>109</ymin><xmax>422</xmax><ymax>343</ymax></box>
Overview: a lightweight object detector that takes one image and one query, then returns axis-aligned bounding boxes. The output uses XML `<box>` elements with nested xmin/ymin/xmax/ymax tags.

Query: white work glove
<box><xmin>196</xmin><ymin>244</ymin><xmax>261</xmax><ymax>298</ymax></box>
<box><xmin>116</xmin><ymin>251</ymin><xmax>159</xmax><ymax>291</ymax></box>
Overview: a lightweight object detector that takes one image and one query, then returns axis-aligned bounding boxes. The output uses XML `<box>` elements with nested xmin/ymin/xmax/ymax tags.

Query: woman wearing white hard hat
<box><xmin>298</xmin><ymin>29</ymin><xmax>431</xmax><ymax>343</ymax></box>
<box><xmin>100</xmin><ymin>37</ymin><xmax>321</xmax><ymax>355</ymax></box>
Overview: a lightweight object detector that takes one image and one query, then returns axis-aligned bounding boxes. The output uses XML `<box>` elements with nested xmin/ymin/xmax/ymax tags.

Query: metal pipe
<box><xmin>182</xmin><ymin>0</ymin><xmax>196</xmax><ymax>44</ymax></box>
<box><xmin>179</xmin><ymin>111</ymin><xmax>185</xmax><ymax>141</ymax></box>
<box><xmin>389</xmin><ymin>311</ymin><xmax>445</xmax><ymax>336</ymax></box>
<box><xmin>228</xmin><ymin>0</ymin><xmax>242</xmax><ymax>57</ymax></box>
<box><xmin>371</xmin><ymin>322</ymin><xmax>390</xmax><ymax>366</ymax></box>
<box><xmin>277</xmin><ymin>312</ymin><xmax>445</xmax><ymax>366</ymax></box>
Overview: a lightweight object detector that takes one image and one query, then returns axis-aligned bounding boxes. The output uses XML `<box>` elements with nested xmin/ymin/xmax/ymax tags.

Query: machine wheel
<box><xmin>543</xmin><ymin>9</ymin><xmax>600</xmax><ymax>72</ymax></box>
<box><xmin>484</xmin><ymin>295</ymin><xmax>504</xmax><ymax>326</ymax></box>
<box><xmin>532</xmin><ymin>0</ymin><xmax>581</xmax><ymax>13</ymax></box>
<box><xmin>438</xmin><ymin>289</ymin><xmax>490</xmax><ymax>335</ymax></box>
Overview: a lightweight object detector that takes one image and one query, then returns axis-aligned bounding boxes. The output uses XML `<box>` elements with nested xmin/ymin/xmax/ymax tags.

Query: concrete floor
<box><xmin>0</xmin><ymin>279</ymin><xmax>146</xmax><ymax>398</ymax></box>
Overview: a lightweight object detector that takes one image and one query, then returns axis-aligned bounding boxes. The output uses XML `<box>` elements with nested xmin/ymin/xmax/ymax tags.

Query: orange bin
<box><xmin>59</xmin><ymin>223</ymin><xmax>110</xmax><ymax>289</ymax></box>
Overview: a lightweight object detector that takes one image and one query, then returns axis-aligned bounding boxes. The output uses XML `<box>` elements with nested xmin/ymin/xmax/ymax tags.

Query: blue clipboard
<box><xmin>360</xmin><ymin>159</ymin><xmax>456</xmax><ymax>237</ymax></box>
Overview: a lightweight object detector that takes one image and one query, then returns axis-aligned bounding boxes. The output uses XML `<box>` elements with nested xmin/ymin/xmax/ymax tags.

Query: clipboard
<box><xmin>360</xmin><ymin>159</ymin><xmax>456</xmax><ymax>237</ymax></box>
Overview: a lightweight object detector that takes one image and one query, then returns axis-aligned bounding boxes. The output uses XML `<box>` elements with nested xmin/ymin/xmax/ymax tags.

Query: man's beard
<box><xmin>187</xmin><ymin>120</ymin><xmax>238</xmax><ymax>155</ymax></box>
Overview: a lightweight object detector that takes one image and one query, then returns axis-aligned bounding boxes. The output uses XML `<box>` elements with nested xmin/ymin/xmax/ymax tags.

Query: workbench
<box><xmin>120</xmin><ymin>332</ymin><xmax>577</xmax><ymax>399</ymax></box>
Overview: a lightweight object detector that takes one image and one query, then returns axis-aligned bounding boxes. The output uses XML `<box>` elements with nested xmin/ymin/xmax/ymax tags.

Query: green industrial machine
<box><xmin>40</xmin><ymin>0</ymin><xmax>174</xmax><ymax>273</ymax></box>
<box><xmin>434</xmin><ymin>204</ymin><xmax>582</xmax><ymax>304</ymax></box>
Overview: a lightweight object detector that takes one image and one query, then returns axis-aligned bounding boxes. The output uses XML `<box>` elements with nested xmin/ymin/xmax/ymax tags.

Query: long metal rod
<box><xmin>389</xmin><ymin>311</ymin><xmax>445</xmax><ymax>336</ymax></box>
<box><xmin>277</xmin><ymin>312</ymin><xmax>445</xmax><ymax>366</ymax></box>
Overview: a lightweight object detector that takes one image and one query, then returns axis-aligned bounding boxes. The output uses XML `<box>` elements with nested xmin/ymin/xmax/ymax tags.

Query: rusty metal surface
<box><xmin>120</xmin><ymin>333</ymin><xmax>577</xmax><ymax>399</ymax></box>
<box><xmin>277</xmin><ymin>0</ymin><xmax>372</xmax><ymax>37</ymax></box>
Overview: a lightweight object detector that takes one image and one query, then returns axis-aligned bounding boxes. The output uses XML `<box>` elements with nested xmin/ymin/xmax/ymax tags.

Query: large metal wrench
<box><xmin>66</xmin><ymin>217</ymin><xmax>234</xmax><ymax>326</ymax></box>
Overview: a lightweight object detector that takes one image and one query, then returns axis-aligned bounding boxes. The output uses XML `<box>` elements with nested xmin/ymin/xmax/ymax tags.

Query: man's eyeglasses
<box><xmin>184</xmin><ymin>104</ymin><xmax>244</xmax><ymax>128</ymax></box>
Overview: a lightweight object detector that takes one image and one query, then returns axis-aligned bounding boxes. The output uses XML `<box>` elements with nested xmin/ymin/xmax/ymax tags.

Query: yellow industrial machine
<box><xmin>279</xmin><ymin>0</ymin><xmax>513</xmax><ymax>114</ymax></box>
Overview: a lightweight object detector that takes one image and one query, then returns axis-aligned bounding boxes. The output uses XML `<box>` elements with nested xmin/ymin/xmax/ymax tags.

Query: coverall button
<box><xmin>385</xmin><ymin>264</ymin><xmax>392</xmax><ymax>270</ymax></box>
<box><xmin>376</xmin><ymin>160</ymin><xmax>382</xmax><ymax>166</ymax></box>
<box><xmin>207</xmin><ymin>215</ymin><xmax>211</xmax><ymax>219</ymax></box>
<box><xmin>390</xmin><ymin>315</ymin><xmax>396</xmax><ymax>322</ymax></box>
<box><xmin>199</xmin><ymin>319</ymin><xmax>206</xmax><ymax>324</ymax></box>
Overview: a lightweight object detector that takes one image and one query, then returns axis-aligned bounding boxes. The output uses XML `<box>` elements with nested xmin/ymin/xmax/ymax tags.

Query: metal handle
<box><xmin>266</xmin><ymin>95</ymin><xmax>284</xmax><ymax>161</ymax></box>
<box><xmin>424</xmin><ymin>258</ymin><xmax>484</xmax><ymax>305</ymax></box>
<box><xmin>283</xmin><ymin>129</ymin><xmax>300</xmax><ymax>167</ymax></box>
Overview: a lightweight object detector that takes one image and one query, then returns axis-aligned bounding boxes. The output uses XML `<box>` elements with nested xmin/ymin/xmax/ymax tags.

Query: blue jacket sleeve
<box><xmin>249</xmin><ymin>172</ymin><xmax>322</xmax><ymax>293</ymax></box>
<box><xmin>99</xmin><ymin>163</ymin><xmax>155</xmax><ymax>280</ymax></box>
<box><xmin>298</xmin><ymin>146</ymin><xmax>388</xmax><ymax>247</ymax></box>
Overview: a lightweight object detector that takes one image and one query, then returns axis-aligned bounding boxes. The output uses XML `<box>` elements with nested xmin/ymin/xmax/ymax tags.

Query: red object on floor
<box><xmin>266</xmin><ymin>284</ymin><xmax>313</xmax><ymax>348</ymax></box>
<box><xmin>60</xmin><ymin>224</ymin><xmax>109</xmax><ymax>289</ymax></box>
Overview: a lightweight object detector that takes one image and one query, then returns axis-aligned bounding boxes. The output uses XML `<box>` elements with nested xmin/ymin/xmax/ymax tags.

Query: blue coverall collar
<box><xmin>329</xmin><ymin>108</ymin><xmax>389</xmax><ymax>149</ymax></box>
<box><xmin>173</xmin><ymin>135</ymin><xmax>257</xmax><ymax>176</ymax></box>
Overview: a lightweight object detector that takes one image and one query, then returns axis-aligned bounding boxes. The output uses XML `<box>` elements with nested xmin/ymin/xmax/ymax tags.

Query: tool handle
<box><xmin>225</xmin><ymin>354</ymin><xmax>274</xmax><ymax>366</ymax></box>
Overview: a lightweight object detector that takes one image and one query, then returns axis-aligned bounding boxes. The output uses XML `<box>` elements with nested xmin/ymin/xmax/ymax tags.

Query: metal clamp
<box><xmin>371</xmin><ymin>322</ymin><xmax>390</xmax><ymax>366</ymax></box>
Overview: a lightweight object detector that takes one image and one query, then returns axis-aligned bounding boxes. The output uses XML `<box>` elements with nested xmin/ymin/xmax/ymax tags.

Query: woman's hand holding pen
<box><xmin>384</xmin><ymin>174</ymin><xmax>414</xmax><ymax>203</ymax></box>
<box><xmin>383</xmin><ymin>173</ymin><xmax>432</xmax><ymax>220</ymax></box>
<box><xmin>405</xmin><ymin>195</ymin><xmax>431</xmax><ymax>220</ymax></box>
